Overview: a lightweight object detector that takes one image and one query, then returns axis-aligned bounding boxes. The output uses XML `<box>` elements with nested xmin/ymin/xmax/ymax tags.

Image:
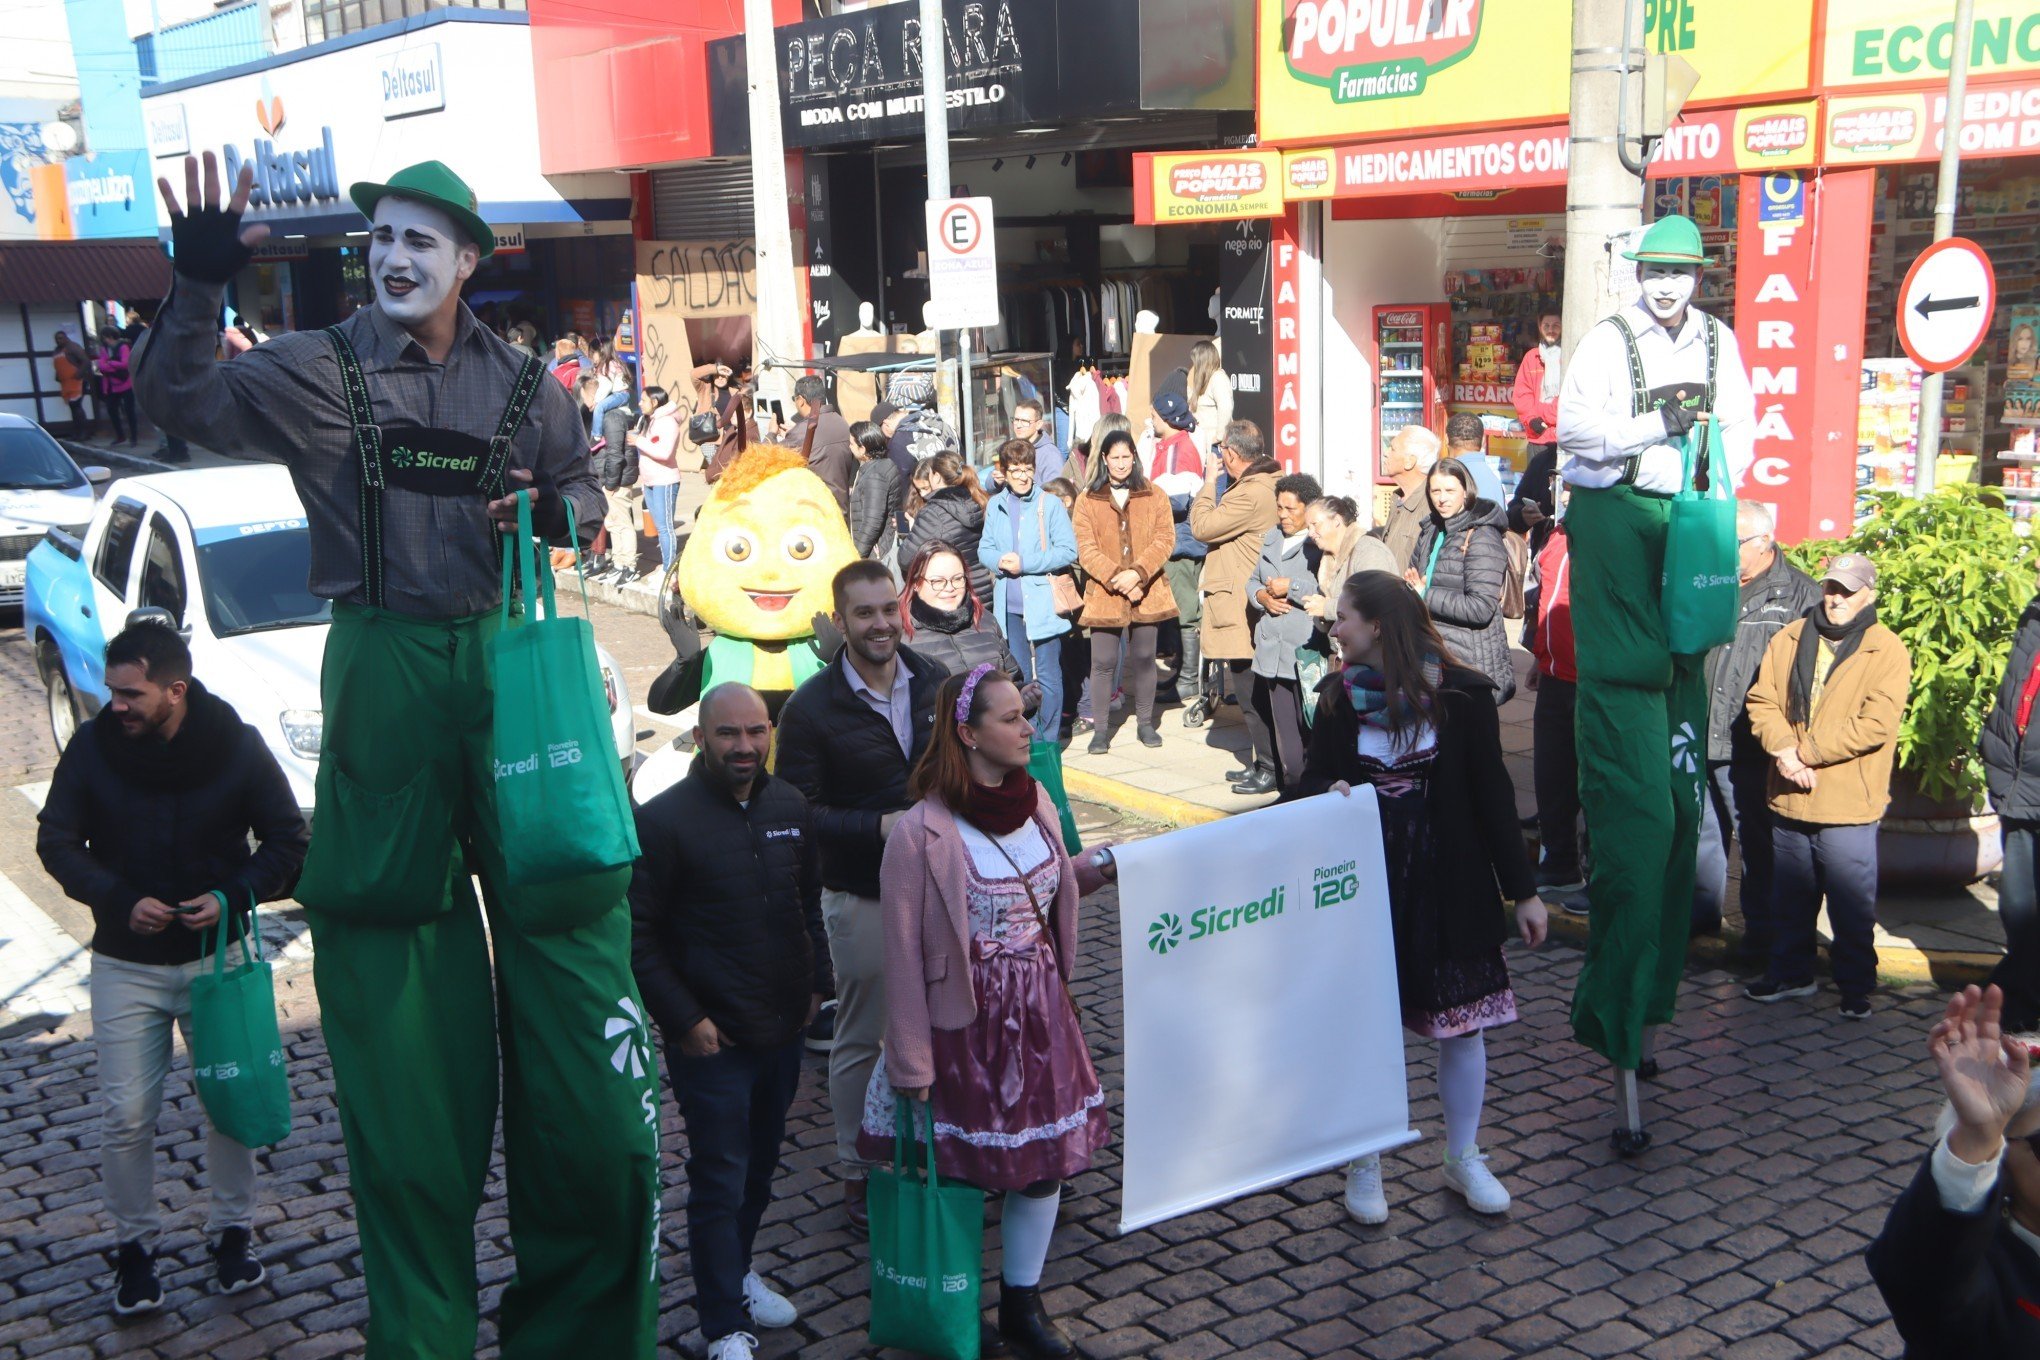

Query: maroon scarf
<box><xmin>963</xmin><ymin>768</ymin><xmax>1038</xmax><ymax>835</ymax></box>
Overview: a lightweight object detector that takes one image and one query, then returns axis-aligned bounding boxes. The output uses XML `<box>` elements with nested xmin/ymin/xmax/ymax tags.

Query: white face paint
<box><xmin>1640</xmin><ymin>264</ymin><xmax>1697</xmax><ymax>326</ymax></box>
<box><xmin>367</xmin><ymin>196</ymin><xmax>478</xmax><ymax>329</ymax></box>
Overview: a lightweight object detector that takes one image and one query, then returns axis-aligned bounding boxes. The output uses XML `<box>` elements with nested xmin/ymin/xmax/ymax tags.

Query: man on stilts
<box><xmin>1556</xmin><ymin>215</ymin><xmax>1755</xmax><ymax>1153</ymax></box>
<box><xmin>136</xmin><ymin>154</ymin><xmax>660</xmax><ymax>1358</ymax></box>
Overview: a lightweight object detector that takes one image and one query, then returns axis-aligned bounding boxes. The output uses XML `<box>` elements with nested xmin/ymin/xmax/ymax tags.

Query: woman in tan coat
<box><xmin>1188</xmin><ymin>422</ymin><xmax>1282</xmax><ymax>725</ymax></box>
<box><xmin>1073</xmin><ymin>429</ymin><xmax>1177</xmax><ymax>754</ymax></box>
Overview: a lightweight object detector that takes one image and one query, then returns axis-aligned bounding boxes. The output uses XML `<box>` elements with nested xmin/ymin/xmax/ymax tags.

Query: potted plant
<box><xmin>1787</xmin><ymin>485</ymin><xmax>2037</xmax><ymax>886</ymax></box>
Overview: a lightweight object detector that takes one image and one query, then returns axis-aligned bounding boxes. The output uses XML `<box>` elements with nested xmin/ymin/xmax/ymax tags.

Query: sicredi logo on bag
<box><xmin>494</xmin><ymin>741</ymin><xmax>584</xmax><ymax>781</ymax></box>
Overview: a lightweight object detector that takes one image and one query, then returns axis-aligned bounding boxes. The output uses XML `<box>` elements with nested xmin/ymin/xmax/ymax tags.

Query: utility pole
<box><xmin>918</xmin><ymin>0</ymin><xmax>971</xmax><ymax>458</ymax></box>
<box><xmin>1561</xmin><ymin>0</ymin><xmax>1646</xmax><ymax>371</ymax></box>
<box><xmin>744</xmin><ymin>0</ymin><xmax>803</xmax><ymax>408</ymax></box>
<box><xmin>1914</xmin><ymin>0</ymin><xmax>1978</xmax><ymax>495</ymax></box>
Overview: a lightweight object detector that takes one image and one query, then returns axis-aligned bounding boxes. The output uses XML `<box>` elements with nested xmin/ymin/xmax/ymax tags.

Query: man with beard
<box><xmin>629</xmin><ymin>683</ymin><xmax>829</xmax><ymax>1360</ymax></box>
<box><xmin>36</xmin><ymin>623</ymin><xmax>308</xmax><ymax>1317</ymax></box>
<box><xmin>775</xmin><ymin>560</ymin><xmax>945</xmax><ymax>1229</ymax></box>
<box><xmin>132</xmin><ymin>155</ymin><xmax>658</xmax><ymax>1358</ymax></box>
<box><xmin>1556</xmin><ymin>214</ymin><xmax>1756</xmax><ymax>1155</ymax></box>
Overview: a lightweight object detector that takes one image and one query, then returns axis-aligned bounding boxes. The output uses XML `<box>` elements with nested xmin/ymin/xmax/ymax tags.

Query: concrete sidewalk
<box><xmin>1059</xmin><ymin>638</ymin><xmax>2006</xmax><ymax>991</ymax></box>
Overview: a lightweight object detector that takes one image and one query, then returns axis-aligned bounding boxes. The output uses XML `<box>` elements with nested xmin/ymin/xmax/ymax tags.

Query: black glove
<box><xmin>169</xmin><ymin>199</ymin><xmax>256</xmax><ymax>285</ymax></box>
<box><xmin>1527</xmin><ymin>417</ymin><xmax>1549</xmax><ymax>436</ymax></box>
<box><xmin>1657</xmin><ymin>399</ymin><xmax>1699</xmax><ymax>438</ymax></box>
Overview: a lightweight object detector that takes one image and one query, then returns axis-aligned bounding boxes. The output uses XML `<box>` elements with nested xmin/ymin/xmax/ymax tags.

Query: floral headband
<box><xmin>955</xmin><ymin>662</ymin><xmax>997</xmax><ymax>723</ymax></box>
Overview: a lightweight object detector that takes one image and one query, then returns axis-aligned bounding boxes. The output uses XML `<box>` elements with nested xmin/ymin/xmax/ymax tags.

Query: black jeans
<box><xmin>1249</xmin><ymin>672</ymin><xmax>1306</xmax><ymax>787</ymax></box>
<box><xmin>1770</xmin><ymin>818</ymin><xmax>1880</xmax><ymax>999</ymax></box>
<box><xmin>1988</xmin><ymin>818</ymin><xmax>2040</xmax><ymax>1029</ymax></box>
<box><xmin>668</xmin><ymin>1036</ymin><xmax>805</xmax><ymax>1341</ymax></box>
<box><xmin>1532</xmin><ymin>676</ymin><xmax>1580</xmax><ymax>872</ymax></box>
<box><xmin>1695</xmin><ymin>754</ymin><xmax>1778</xmax><ymax>944</ymax></box>
<box><xmin>106</xmin><ymin>389</ymin><xmax>137</xmax><ymax>443</ymax></box>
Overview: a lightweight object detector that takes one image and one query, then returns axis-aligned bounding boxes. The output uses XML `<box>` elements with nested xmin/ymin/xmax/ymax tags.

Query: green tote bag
<box><xmin>1027</xmin><ymin>739</ymin><xmax>1084</xmax><ymax>857</ymax></box>
<box><xmin>489</xmin><ymin>495</ymin><xmax>639</xmax><ymax>933</ymax></box>
<box><xmin>189</xmin><ymin>892</ymin><xmax>292</xmax><ymax>1149</ymax></box>
<box><xmin>1660</xmin><ymin>423</ymin><xmax>1739</xmax><ymax>657</ymax></box>
<box><xmin>868</xmin><ymin>1097</ymin><xmax>985</xmax><ymax>1360</ymax></box>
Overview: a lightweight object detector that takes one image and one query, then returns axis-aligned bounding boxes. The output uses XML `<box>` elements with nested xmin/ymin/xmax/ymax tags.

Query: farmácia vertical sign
<box><xmin>1260</xmin><ymin>0</ymin><xmax>1568</xmax><ymax>143</ymax></box>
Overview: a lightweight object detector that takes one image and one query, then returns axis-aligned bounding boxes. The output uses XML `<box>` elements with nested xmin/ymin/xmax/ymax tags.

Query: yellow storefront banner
<box><xmin>1825</xmin><ymin>80</ymin><xmax>2040</xmax><ymax>166</ymax></box>
<box><xmin>1258</xmin><ymin>0</ymin><xmax>1816</xmax><ymax>146</ymax></box>
<box><xmin>1133</xmin><ymin>151</ymin><xmax>1286</xmax><ymax>224</ymax></box>
<box><xmin>1282</xmin><ymin>149</ymin><xmax>1337</xmax><ymax>200</ymax></box>
<box><xmin>1824</xmin><ymin>1</ymin><xmax>2040</xmax><ymax>90</ymax></box>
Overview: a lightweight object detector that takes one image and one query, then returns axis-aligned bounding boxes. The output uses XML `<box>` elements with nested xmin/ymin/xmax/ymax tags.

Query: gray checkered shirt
<box><xmin>133</xmin><ymin>278</ymin><xmax>603</xmax><ymax>620</ymax></box>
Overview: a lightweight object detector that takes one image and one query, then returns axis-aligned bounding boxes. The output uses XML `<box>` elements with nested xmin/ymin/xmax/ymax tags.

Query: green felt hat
<box><xmin>349</xmin><ymin>160</ymin><xmax>494</xmax><ymax>259</ymax></box>
<box><xmin>1622</xmin><ymin>214</ymin><xmax>1710</xmax><ymax>266</ymax></box>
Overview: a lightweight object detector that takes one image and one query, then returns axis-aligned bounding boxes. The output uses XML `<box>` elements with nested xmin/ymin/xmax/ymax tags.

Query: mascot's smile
<box><xmin>744</xmin><ymin>589</ymin><xmax>796</xmax><ymax>611</ymax></box>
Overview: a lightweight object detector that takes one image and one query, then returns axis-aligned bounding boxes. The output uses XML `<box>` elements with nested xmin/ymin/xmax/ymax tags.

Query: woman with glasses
<box><xmin>899</xmin><ymin>542</ymin><xmax>1029</xmax><ymax>691</ymax></box>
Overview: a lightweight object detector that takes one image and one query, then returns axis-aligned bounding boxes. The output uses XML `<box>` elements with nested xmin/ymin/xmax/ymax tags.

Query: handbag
<box><xmin>1012</xmin><ymin>490</ymin><xmax>1084</xmax><ymax>617</ymax></box>
<box><xmin>1661</xmin><ymin>420</ymin><xmax>1739</xmax><ymax>656</ymax></box>
<box><xmin>1500</xmin><ymin>530</ymin><xmax>1528</xmax><ymax>620</ymax></box>
<box><xmin>1026</xmin><ymin>741</ymin><xmax>1085</xmax><ymax>856</ymax></box>
<box><xmin>489</xmin><ymin>494</ymin><xmax>640</xmax><ymax>933</ymax></box>
<box><xmin>1295</xmin><ymin>640</ymin><xmax>1331</xmax><ymax>727</ymax></box>
<box><xmin>189</xmin><ymin>891</ymin><xmax>292</xmax><ymax>1149</ymax></box>
<box><xmin>867</xmin><ymin>1097</ymin><xmax>985</xmax><ymax>1360</ymax></box>
<box><xmin>686</xmin><ymin>409</ymin><xmax>720</xmax><ymax>445</ymax></box>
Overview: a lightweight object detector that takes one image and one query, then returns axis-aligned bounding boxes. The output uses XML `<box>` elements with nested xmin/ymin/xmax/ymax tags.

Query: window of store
<box><xmin>302</xmin><ymin>0</ymin><xmax>525</xmax><ymax>45</ymax></box>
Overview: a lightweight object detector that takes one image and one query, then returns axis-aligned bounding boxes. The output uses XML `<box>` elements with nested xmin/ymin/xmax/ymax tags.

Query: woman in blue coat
<box><xmin>981</xmin><ymin>439</ymin><xmax>1079</xmax><ymax>741</ymax></box>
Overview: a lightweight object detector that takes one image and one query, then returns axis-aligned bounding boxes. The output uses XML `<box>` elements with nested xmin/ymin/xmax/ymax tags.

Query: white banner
<box><xmin>1116</xmin><ymin>790</ymin><xmax>1416</xmax><ymax>1233</ymax></box>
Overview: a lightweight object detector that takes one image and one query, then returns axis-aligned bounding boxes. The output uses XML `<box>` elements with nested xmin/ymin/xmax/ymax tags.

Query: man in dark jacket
<box><xmin>1981</xmin><ymin>592</ymin><xmax>2040</xmax><ymax>1031</ymax></box>
<box><xmin>630</xmin><ymin>682</ymin><xmax>828</xmax><ymax>1359</ymax></box>
<box><xmin>36</xmin><ymin>623</ymin><xmax>308</xmax><ymax>1317</ymax></box>
<box><xmin>1694</xmin><ymin>500</ymin><xmax>1819</xmax><ymax>949</ymax></box>
<box><xmin>775</xmin><ymin>560</ymin><xmax>944</xmax><ymax>1228</ymax></box>
<box><xmin>786</xmin><ymin>374</ymin><xmax>855</xmax><ymax>514</ymax></box>
<box><xmin>1867</xmin><ymin>983</ymin><xmax>2040</xmax><ymax>1359</ymax></box>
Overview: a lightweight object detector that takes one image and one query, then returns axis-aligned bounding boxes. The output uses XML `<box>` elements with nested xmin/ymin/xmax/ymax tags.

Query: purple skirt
<box><xmin>859</xmin><ymin>935</ymin><xmax>1110</xmax><ymax>1191</ymax></box>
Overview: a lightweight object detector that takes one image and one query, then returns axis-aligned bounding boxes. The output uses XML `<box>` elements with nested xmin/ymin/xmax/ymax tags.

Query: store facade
<box><xmin>138</xmin><ymin>9</ymin><xmax>632</xmax><ymax>339</ymax></box>
<box><xmin>1135</xmin><ymin>0</ymin><xmax>2040</xmax><ymax>543</ymax></box>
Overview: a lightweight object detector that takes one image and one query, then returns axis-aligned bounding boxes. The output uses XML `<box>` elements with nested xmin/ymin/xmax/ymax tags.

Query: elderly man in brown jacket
<box><xmin>1187</xmin><ymin>421</ymin><xmax>1282</xmax><ymax>738</ymax></box>
<box><xmin>1743</xmin><ymin>553</ymin><xmax>1911</xmax><ymax>1020</ymax></box>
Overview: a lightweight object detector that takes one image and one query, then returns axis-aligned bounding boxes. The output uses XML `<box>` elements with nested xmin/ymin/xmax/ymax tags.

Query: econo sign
<box><xmin>1284</xmin><ymin>0</ymin><xmax>1483</xmax><ymax>104</ymax></box>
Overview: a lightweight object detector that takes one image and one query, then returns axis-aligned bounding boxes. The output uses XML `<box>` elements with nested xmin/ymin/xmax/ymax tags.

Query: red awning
<box><xmin>0</xmin><ymin>239</ymin><xmax>172</xmax><ymax>305</ymax></box>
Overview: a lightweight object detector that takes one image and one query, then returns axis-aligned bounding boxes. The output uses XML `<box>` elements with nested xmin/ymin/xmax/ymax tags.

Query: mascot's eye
<box><xmin>783</xmin><ymin>529</ymin><xmax>817</xmax><ymax>561</ymax></box>
<box><xmin>718</xmin><ymin>530</ymin><xmax>756</xmax><ymax>563</ymax></box>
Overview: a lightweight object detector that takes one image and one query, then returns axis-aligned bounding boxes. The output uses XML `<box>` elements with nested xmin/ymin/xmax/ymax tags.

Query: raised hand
<box><xmin>156</xmin><ymin>152</ymin><xmax>270</xmax><ymax>284</ymax></box>
<box><xmin>1930</xmin><ymin>984</ymin><xmax>2035</xmax><ymax>1163</ymax></box>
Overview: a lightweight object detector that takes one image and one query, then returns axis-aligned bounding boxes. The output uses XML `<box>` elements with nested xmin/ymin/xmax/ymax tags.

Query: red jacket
<box><xmin>1529</xmin><ymin>525</ymin><xmax>1575</xmax><ymax>682</ymax></box>
<box><xmin>1512</xmin><ymin>348</ymin><xmax>1557</xmax><ymax>441</ymax></box>
<box><xmin>1150</xmin><ymin>430</ymin><xmax>1200</xmax><ymax>481</ymax></box>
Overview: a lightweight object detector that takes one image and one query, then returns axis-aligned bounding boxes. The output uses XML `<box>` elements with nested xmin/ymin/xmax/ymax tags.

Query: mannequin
<box><xmin>852</xmin><ymin>301</ymin><xmax>880</xmax><ymax>337</ymax></box>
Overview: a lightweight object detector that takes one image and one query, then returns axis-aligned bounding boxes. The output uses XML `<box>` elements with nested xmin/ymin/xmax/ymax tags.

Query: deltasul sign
<box><xmin>1282</xmin><ymin>0</ymin><xmax>1484</xmax><ymax>105</ymax></box>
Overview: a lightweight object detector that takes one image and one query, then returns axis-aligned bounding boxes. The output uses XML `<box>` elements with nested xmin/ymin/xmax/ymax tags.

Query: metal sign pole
<box><xmin>1916</xmin><ymin>0</ymin><xmax>1978</xmax><ymax>495</ymax></box>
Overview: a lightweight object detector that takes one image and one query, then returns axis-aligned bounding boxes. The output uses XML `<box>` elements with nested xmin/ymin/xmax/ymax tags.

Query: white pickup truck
<box><xmin>25</xmin><ymin>465</ymin><xmax>637</xmax><ymax>818</ymax></box>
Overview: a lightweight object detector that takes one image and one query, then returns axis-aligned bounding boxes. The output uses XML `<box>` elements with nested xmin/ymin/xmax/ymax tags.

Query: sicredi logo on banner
<box><xmin>1285</xmin><ymin>0</ymin><xmax>1484</xmax><ymax>104</ymax></box>
<box><xmin>382</xmin><ymin>43</ymin><xmax>445</xmax><ymax>119</ymax></box>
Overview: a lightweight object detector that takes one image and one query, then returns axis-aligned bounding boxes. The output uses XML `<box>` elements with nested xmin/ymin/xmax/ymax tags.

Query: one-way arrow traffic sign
<box><xmin>1897</xmin><ymin>238</ymin><xmax>1996</xmax><ymax>373</ymax></box>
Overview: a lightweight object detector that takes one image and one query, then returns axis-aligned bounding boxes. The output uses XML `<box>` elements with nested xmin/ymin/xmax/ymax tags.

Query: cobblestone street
<box><xmin>0</xmin><ymin>603</ymin><xmax>1933</xmax><ymax>1359</ymax></box>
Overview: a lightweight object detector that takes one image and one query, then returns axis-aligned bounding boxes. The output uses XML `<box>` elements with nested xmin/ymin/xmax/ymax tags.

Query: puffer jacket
<box><xmin>1979</xmin><ymin>595</ymin><xmax>2040</xmax><ymax>821</ymax></box>
<box><xmin>1704</xmin><ymin>552</ymin><xmax>1819</xmax><ymax>763</ymax></box>
<box><xmin>902</xmin><ymin>597</ymin><xmax>1021</xmax><ymax>679</ymax></box>
<box><xmin>1414</xmin><ymin>498</ymin><xmax>1515</xmax><ymax>704</ymax></box>
<box><xmin>900</xmin><ymin>485</ymin><xmax>993</xmax><ymax>609</ymax></box>
<box><xmin>593</xmin><ymin>401</ymin><xmax>637</xmax><ymax>489</ymax></box>
<box><xmin>629</xmin><ymin>761</ymin><xmax>832</xmax><ymax>1050</ymax></box>
<box><xmin>850</xmin><ymin>457</ymin><xmax>903</xmax><ymax>558</ymax></box>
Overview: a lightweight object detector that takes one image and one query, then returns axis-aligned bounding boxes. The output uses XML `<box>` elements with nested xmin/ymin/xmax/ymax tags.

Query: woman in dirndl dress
<box><xmin>860</xmin><ymin>663</ymin><xmax>1110</xmax><ymax>1360</ymax></box>
<box><xmin>1297</xmin><ymin>571</ymin><xmax>1550</xmax><ymax>1225</ymax></box>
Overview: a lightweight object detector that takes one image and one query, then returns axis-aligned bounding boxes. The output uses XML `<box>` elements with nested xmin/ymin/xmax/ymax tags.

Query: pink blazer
<box><xmin>878</xmin><ymin>789</ymin><xmax>1081</xmax><ymax>1089</ymax></box>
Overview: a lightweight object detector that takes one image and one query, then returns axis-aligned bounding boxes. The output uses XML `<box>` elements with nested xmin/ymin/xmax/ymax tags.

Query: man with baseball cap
<box><xmin>1556</xmin><ymin>213</ymin><xmax>1758</xmax><ymax>1152</ymax></box>
<box><xmin>1744</xmin><ymin>552</ymin><xmax>1911</xmax><ymax>1020</ymax></box>
<box><xmin>133</xmin><ymin>154</ymin><xmax>658</xmax><ymax>1358</ymax></box>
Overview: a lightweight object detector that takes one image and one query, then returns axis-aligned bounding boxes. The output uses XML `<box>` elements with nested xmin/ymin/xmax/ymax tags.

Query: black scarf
<box><xmin>93</xmin><ymin>678</ymin><xmax>239</xmax><ymax>792</ymax></box>
<box><xmin>909</xmin><ymin>592</ymin><xmax>975</xmax><ymax>637</ymax></box>
<box><xmin>1787</xmin><ymin>603</ymin><xmax>1876</xmax><ymax>727</ymax></box>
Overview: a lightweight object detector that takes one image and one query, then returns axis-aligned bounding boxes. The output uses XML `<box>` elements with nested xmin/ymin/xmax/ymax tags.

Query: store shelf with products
<box><xmin>1857</xmin><ymin>358</ymin><xmax>1990</xmax><ymax>516</ymax></box>
<box><xmin>1373</xmin><ymin>303</ymin><xmax>1451</xmax><ymax>480</ymax></box>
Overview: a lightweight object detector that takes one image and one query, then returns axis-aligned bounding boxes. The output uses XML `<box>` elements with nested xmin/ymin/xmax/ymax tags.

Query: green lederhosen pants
<box><xmin>303</xmin><ymin>603</ymin><xmax>660</xmax><ymax>1360</ymax></box>
<box><xmin>1565</xmin><ymin>486</ymin><xmax>1707</xmax><ymax>1071</ymax></box>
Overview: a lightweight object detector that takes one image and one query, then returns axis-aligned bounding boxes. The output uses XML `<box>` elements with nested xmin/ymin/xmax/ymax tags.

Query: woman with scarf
<box><xmin>1744</xmin><ymin>553</ymin><xmax>1911</xmax><ymax>1019</ymax></box>
<box><xmin>860</xmin><ymin>664</ymin><xmax>1113</xmax><ymax>1360</ymax></box>
<box><xmin>1072</xmin><ymin>429</ymin><xmax>1177</xmax><ymax>754</ymax></box>
<box><xmin>1296</xmin><ymin>571</ymin><xmax>1548</xmax><ymax>1225</ymax></box>
<box><xmin>1407</xmin><ymin>456</ymin><xmax>1516</xmax><ymax>704</ymax></box>
<box><xmin>900</xmin><ymin>542</ymin><xmax>1025</xmax><ymax>683</ymax></box>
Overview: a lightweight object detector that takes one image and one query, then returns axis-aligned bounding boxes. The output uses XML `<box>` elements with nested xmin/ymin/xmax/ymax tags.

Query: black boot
<box><xmin>1175</xmin><ymin>634</ymin><xmax>1203</xmax><ymax>703</ymax></box>
<box><xmin>998</xmin><ymin>1284</ymin><xmax>1074</xmax><ymax>1360</ymax></box>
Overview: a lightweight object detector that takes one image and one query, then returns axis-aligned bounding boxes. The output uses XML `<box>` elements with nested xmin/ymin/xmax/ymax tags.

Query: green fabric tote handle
<box><xmin>500</xmin><ymin>490</ymin><xmax>594</xmax><ymax>627</ymax></box>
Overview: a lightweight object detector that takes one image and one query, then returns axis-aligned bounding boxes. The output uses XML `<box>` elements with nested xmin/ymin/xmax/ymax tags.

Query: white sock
<box><xmin>1438</xmin><ymin>1031</ymin><xmax>1488</xmax><ymax>1160</ymax></box>
<box><xmin>999</xmin><ymin>1188</ymin><xmax>1060</xmax><ymax>1288</ymax></box>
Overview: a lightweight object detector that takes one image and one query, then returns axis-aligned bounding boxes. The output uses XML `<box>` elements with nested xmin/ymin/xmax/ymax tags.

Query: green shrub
<box><xmin>1785</xmin><ymin>485</ymin><xmax>2038</xmax><ymax>806</ymax></box>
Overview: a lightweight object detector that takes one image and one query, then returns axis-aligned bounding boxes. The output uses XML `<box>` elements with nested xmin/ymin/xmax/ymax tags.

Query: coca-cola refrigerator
<box><xmin>1374</xmin><ymin>302</ymin><xmax>1452</xmax><ymax>481</ymax></box>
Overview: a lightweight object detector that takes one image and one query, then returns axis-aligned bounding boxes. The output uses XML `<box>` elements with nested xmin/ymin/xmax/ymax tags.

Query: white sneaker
<box><xmin>743</xmin><ymin>1271</ymin><xmax>798</xmax><ymax>1329</ymax></box>
<box><xmin>1442</xmin><ymin>1148</ymin><xmax>1511</xmax><ymax>1214</ymax></box>
<box><xmin>707</xmin><ymin>1332</ymin><xmax>758</xmax><ymax>1360</ymax></box>
<box><xmin>1343</xmin><ymin>1155</ymin><xmax>1388</xmax><ymax>1225</ymax></box>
